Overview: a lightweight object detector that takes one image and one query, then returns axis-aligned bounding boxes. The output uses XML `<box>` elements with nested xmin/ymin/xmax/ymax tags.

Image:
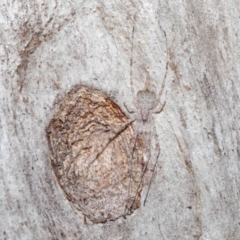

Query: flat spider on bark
<box><xmin>124</xmin><ymin>67</ymin><xmax>167</xmax><ymax>207</ymax></box>
<box><xmin>115</xmin><ymin>27</ymin><xmax>169</xmax><ymax>208</ymax></box>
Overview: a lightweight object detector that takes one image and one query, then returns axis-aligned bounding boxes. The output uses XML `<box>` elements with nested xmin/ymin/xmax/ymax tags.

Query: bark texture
<box><xmin>1</xmin><ymin>1</ymin><xmax>240</xmax><ymax>239</ymax></box>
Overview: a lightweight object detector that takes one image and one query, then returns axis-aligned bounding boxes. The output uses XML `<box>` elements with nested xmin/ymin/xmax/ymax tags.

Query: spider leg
<box><xmin>156</xmin><ymin>28</ymin><xmax>169</xmax><ymax>102</ymax></box>
<box><xmin>86</xmin><ymin>117</ymin><xmax>136</xmax><ymax>169</ymax></box>
<box><xmin>143</xmin><ymin>124</ymin><xmax>161</xmax><ymax>206</ymax></box>
<box><xmin>126</xmin><ymin>26</ymin><xmax>139</xmax><ymax>109</ymax></box>
<box><xmin>157</xmin><ymin>61</ymin><xmax>168</xmax><ymax>101</ymax></box>
<box><xmin>124</xmin><ymin>102</ymin><xmax>136</xmax><ymax>114</ymax></box>
<box><xmin>67</xmin><ymin>118</ymin><xmax>119</xmax><ymax>172</ymax></box>
<box><xmin>111</xmin><ymin>117</ymin><xmax>135</xmax><ymax>135</ymax></box>
<box><xmin>127</xmin><ymin>125</ymin><xmax>153</xmax><ymax>212</ymax></box>
<box><xmin>153</xmin><ymin>101</ymin><xmax>166</xmax><ymax>114</ymax></box>
<box><xmin>143</xmin><ymin>129</ymin><xmax>152</xmax><ymax>173</ymax></box>
<box><xmin>125</xmin><ymin>128</ymin><xmax>138</xmax><ymax>214</ymax></box>
<box><xmin>129</xmin><ymin>27</ymin><xmax>136</xmax><ymax>97</ymax></box>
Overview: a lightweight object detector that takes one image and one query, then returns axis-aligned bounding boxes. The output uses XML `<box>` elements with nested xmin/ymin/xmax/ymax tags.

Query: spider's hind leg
<box><xmin>143</xmin><ymin>124</ymin><xmax>161</xmax><ymax>206</ymax></box>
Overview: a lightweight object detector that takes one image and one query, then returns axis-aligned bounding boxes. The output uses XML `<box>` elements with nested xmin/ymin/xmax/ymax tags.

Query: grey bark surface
<box><xmin>1</xmin><ymin>1</ymin><xmax>240</xmax><ymax>240</ymax></box>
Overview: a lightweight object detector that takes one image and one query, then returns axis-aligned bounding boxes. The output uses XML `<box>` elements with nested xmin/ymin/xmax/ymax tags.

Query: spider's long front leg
<box><xmin>129</xmin><ymin>26</ymin><xmax>137</xmax><ymax>107</ymax></box>
<box><xmin>156</xmin><ymin>28</ymin><xmax>169</xmax><ymax>103</ymax></box>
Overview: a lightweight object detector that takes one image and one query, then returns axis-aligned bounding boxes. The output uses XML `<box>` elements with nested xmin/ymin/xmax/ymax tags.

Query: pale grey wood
<box><xmin>1</xmin><ymin>0</ymin><xmax>240</xmax><ymax>239</ymax></box>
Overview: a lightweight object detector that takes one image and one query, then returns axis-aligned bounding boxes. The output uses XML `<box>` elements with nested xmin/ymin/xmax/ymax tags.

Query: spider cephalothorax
<box><xmin>137</xmin><ymin>89</ymin><xmax>157</xmax><ymax>121</ymax></box>
<box><xmin>136</xmin><ymin>71</ymin><xmax>162</xmax><ymax>120</ymax></box>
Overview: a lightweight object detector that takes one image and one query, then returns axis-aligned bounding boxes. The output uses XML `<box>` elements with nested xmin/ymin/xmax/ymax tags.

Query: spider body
<box><xmin>123</xmin><ymin>78</ymin><xmax>166</xmax><ymax>209</ymax></box>
<box><xmin>137</xmin><ymin>89</ymin><xmax>157</xmax><ymax>122</ymax></box>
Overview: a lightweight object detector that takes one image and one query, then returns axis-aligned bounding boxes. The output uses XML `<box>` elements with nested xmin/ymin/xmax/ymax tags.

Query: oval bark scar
<box><xmin>46</xmin><ymin>85</ymin><xmax>144</xmax><ymax>223</ymax></box>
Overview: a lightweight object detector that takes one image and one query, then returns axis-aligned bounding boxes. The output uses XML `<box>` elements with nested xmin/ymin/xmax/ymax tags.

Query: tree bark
<box><xmin>1</xmin><ymin>1</ymin><xmax>240</xmax><ymax>239</ymax></box>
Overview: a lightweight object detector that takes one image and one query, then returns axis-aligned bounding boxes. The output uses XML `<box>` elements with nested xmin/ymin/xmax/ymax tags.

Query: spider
<box><xmin>124</xmin><ymin>69</ymin><xmax>167</xmax><ymax>207</ymax></box>
<box><xmin>113</xmin><ymin>27</ymin><xmax>169</xmax><ymax>208</ymax></box>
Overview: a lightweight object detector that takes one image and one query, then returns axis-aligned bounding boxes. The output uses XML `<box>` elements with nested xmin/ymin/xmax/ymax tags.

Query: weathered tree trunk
<box><xmin>1</xmin><ymin>1</ymin><xmax>240</xmax><ymax>239</ymax></box>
